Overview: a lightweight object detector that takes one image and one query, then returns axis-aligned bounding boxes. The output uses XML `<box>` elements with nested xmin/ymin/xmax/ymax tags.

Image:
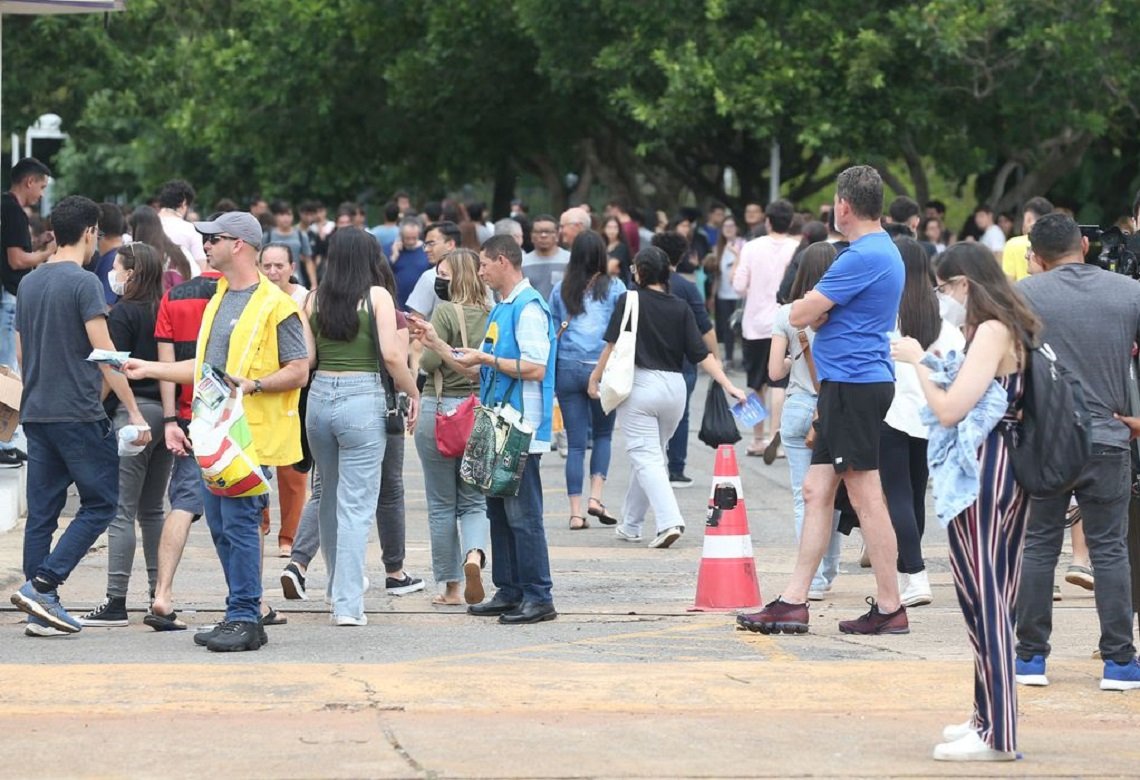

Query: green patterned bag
<box><xmin>459</xmin><ymin>369</ymin><xmax>533</xmax><ymax>497</ymax></box>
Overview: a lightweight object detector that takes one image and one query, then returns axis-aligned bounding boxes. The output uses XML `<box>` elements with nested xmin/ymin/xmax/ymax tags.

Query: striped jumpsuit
<box><xmin>946</xmin><ymin>372</ymin><xmax>1027</xmax><ymax>753</ymax></box>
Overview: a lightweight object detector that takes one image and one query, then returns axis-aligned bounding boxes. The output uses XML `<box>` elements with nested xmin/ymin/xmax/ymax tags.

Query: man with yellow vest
<box><xmin>125</xmin><ymin>211</ymin><xmax>309</xmax><ymax>652</ymax></box>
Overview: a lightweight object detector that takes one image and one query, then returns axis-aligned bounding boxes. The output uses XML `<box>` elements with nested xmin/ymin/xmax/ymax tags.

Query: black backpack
<box><xmin>1005</xmin><ymin>341</ymin><xmax>1092</xmax><ymax>497</ymax></box>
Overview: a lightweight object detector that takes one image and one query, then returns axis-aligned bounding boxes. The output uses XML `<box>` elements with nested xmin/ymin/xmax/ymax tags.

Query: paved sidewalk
<box><xmin>0</xmin><ymin>375</ymin><xmax>1136</xmax><ymax>778</ymax></box>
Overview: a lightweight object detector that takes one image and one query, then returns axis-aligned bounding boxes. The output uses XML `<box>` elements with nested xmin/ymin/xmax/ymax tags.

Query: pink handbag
<box><xmin>433</xmin><ymin>303</ymin><xmax>477</xmax><ymax>458</ymax></box>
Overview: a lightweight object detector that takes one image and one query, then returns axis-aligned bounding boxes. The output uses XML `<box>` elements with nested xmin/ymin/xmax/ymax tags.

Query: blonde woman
<box><xmin>409</xmin><ymin>249</ymin><xmax>493</xmax><ymax>605</ymax></box>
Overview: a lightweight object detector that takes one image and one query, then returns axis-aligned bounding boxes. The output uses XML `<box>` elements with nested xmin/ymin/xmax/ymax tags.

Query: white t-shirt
<box><xmin>160</xmin><ymin>211</ymin><xmax>206</xmax><ymax>277</ymax></box>
<box><xmin>289</xmin><ymin>285</ymin><xmax>309</xmax><ymax>307</ymax></box>
<box><xmin>980</xmin><ymin>225</ymin><xmax>1006</xmax><ymax>253</ymax></box>
<box><xmin>885</xmin><ymin>319</ymin><xmax>966</xmax><ymax>438</ymax></box>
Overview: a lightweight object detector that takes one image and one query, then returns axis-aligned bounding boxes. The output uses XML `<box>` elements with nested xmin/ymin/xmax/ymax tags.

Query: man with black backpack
<box><xmin>1014</xmin><ymin>212</ymin><xmax>1140</xmax><ymax>691</ymax></box>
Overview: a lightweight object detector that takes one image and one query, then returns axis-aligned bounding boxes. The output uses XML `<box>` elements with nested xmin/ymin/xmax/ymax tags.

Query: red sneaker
<box><xmin>839</xmin><ymin>597</ymin><xmax>909</xmax><ymax>635</ymax></box>
<box><xmin>736</xmin><ymin>598</ymin><xmax>809</xmax><ymax>634</ymax></box>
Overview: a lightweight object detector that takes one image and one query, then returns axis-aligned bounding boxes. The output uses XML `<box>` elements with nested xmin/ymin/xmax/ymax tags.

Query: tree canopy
<box><xmin>4</xmin><ymin>0</ymin><xmax>1139</xmax><ymax>222</ymax></box>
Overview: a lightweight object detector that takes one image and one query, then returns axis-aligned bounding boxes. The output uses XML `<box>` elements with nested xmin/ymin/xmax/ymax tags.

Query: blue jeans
<box><xmin>23</xmin><ymin>420</ymin><xmax>119</xmax><ymax>587</ymax></box>
<box><xmin>0</xmin><ymin>290</ymin><xmax>17</xmax><ymax>452</ymax></box>
<box><xmin>666</xmin><ymin>361</ymin><xmax>698</xmax><ymax>475</ymax></box>
<box><xmin>203</xmin><ymin>481</ymin><xmax>268</xmax><ymax>623</ymax></box>
<box><xmin>780</xmin><ymin>393</ymin><xmax>841</xmax><ymax>591</ymax></box>
<box><xmin>555</xmin><ymin>359</ymin><xmax>615</xmax><ymax>496</ymax></box>
<box><xmin>487</xmin><ymin>454</ymin><xmax>553</xmax><ymax>605</ymax></box>
<box><xmin>414</xmin><ymin>396</ymin><xmax>490</xmax><ymax>583</ymax></box>
<box><xmin>306</xmin><ymin>373</ymin><xmax>387</xmax><ymax>620</ymax></box>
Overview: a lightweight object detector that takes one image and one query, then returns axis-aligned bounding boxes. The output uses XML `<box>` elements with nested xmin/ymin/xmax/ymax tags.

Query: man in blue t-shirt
<box><xmin>738</xmin><ymin>165</ymin><xmax>907</xmax><ymax>637</ymax></box>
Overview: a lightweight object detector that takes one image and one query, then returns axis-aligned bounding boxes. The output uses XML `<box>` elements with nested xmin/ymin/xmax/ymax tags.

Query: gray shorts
<box><xmin>168</xmin><ymin>452</ymin><xmax>204</xmax><ymax>519</ymax></box>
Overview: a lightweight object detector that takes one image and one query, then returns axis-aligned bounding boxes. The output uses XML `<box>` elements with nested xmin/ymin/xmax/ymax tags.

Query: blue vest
<box><xmin>480</xmin><ymin>284</ymin><xmax>557</xmax><ymax>442</ymax></box>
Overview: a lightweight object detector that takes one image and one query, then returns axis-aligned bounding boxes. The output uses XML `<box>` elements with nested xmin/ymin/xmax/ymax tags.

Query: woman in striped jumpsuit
<box><xmin>891</xmin><ymin>243</ymin><xmax>1042</xmax><ymax>762</ymax></box>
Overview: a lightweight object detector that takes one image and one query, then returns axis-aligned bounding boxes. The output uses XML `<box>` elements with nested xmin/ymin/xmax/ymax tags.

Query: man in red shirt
<box><xmin>143</xmin><ymin>259</ymin><xmax>222</xmax><ymax>630</ymax></box>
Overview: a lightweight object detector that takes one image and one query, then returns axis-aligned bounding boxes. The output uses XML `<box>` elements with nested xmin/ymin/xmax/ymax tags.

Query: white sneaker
<box><xmin>648</xmin><ymin>526</ymin><xmax>684</xmax><ymax>549</ymax></box>
<box><xmin>941</xmin><ymin>720</ymin><xmax>975</xmax><ymax>742</ymax></box>
<box><xmin>932</xmin><ymin>731</ymin><xmax>1015</xmax><ymax>762</ymax></box>
<box><xmin>808</xmin><ymin>582</ymin><xmax>833</xmax><ymax>601</ymax></box>
<box><xmin>333</xmin><ymin>614</ymin><xmax>368</xmax><ymax>626</ymax></box>
<box><xmin>25</xmin><ymin>616</ymin><xmax>68</xmax><ymax>637</ymax></box>
<box><xmin>615</xmin><ymin>526</ymin><xmax>642</xmax><ymax>543</ymax></box>
<box><xmin>899</xmin><ymin>570</ymin><xmax>933</xmax><ymax>607</ymax></box>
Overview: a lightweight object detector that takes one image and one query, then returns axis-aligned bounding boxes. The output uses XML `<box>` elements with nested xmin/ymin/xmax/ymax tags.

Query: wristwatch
<box><xmin>252</xmin><ymin>379</ymin><xmax>263</xmax><ymax>395</ymax></box>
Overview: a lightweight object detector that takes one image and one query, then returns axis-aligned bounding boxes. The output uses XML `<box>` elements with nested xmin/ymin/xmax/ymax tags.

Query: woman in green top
<box><xmin>410</xmin><ymin>249</ymin><xmax>493</xmax><ymax>605</ymax></box>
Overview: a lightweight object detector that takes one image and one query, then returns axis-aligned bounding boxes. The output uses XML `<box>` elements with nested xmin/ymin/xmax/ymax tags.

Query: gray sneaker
<box><xmin>648</xmin><ymin>526</ymin><xmax>684</xmax><ymax>549</ymax></box>
<box><xmin>615</xmin><ymin>526</ymin><xmax>642</xmax><ymax>543</ymax></box>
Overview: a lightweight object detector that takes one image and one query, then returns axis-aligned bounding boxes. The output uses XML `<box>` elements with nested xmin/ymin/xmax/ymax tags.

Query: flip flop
<box><xmin>143</xmin><ymin>610</ymin><xmax>187</xmax><ymax>632</ymax></box>
<box><xmin>260</xmin><ymin>607</ymin><xmax>288</xmax><ymax>626</ymax></box>
<box><xmin>746</xmin><ymin>439</ymin><xmax>769</xmax><ymax>457</ymax></box>
<box><xmin>762</xmin><ymin>432</ymin><xmax>783</xmax><ymax>465</ymax></box>
<box><xmin>587</xmin><ymin>501</ymin><xmax>618</xmax><ymax>526</ymax></box>
<box><xmin>431</xmin><ymin>595</ymin><xmax>464</xmax><ymax>606</ymax></box>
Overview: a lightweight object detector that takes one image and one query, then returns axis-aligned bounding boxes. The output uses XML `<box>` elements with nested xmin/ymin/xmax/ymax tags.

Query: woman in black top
<box><xmin>80</xmin><ymin>242</ymin><xmax>172</xmax><ymax>627</ymax></box>
<box><xmin>588</xmin><ymin>247</ymin><xmax>746</xmax><ymax>549</ymax></box>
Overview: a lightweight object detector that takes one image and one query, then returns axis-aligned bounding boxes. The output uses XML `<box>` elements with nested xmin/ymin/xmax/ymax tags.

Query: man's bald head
<box><xmin>559</xmin><ymin>207</ymin><xmax>591</xmax><ymax>248</ymax></box>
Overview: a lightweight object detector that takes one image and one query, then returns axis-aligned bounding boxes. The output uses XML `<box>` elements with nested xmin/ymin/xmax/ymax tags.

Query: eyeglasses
<box><xmin>204</xmin><ymin>234</ymin><xmax>238</xmax><ymax>245</ymax></box>
<box><xmin>933</xmin><ymin>276</ymin><xmax>963</xmax><ymax>294</ymax></box>
<box><xmin>424</xmin><ymin>239</ymin><xmax>440</xmax><ymax>248</ymax></box>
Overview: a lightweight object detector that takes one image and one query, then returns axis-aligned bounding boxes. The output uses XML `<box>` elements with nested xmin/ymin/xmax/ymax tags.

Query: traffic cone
<box><xmin>689</xmin><ymin>445</ymin><xmax>762</xmax><ymax>611</ymax></box>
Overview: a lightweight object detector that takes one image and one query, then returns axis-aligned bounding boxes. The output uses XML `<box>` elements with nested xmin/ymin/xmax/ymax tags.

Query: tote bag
<box><xmin>189</xmin><ymin>371</ymin><xmax>269</xmax><ymax>499</ymax></box>
<box><xmin>599</xmin><ymin>291</ymin><xmax>638</xmax><ymax>414</ymax></box>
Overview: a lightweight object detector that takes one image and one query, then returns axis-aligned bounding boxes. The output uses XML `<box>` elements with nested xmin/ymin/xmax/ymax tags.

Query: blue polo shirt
<box><xmin>812</xmin><ymin>231</ymin><xmax>903</xmax><ymax>383</ymax></box>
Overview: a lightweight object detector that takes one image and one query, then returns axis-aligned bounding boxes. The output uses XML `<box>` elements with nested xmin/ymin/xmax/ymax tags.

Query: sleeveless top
<box><xmin>311</xmin><ymin>306</ymin><xmax>377</xmax><ymax>372</ymax></box>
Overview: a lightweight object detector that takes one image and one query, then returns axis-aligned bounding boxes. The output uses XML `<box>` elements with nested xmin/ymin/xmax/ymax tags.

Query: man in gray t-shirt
<box><xmin>1015</xmin><ymin>213</ymin><xmax>1140</xmax><ymax>683</ymax></box>
<box><xmin>9</xmin><ymin>196</ymin><xmax>151</xmax><ymax>635</ymax></box>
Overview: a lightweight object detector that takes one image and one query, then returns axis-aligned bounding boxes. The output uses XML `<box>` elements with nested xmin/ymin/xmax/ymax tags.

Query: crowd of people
<box><xmin>3</xmin><ymin>156</ymin><xmax>1140</xmax><ymax>763</ymax></box>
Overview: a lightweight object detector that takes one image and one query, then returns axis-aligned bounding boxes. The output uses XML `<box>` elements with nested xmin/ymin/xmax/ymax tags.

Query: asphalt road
<box><xmin>0</xmin><ymin>374</ymin><xmax>1136</xmax><ymax>778</ymax></box>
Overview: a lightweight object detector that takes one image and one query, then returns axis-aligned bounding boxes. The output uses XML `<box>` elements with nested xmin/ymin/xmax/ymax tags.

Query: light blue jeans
<box><xmin>781</xmin><ymin>392</ymin><xmax>842</xmax><ymax>592</ymax></box>
<box><xmin>0</xmin><ymin>289</ymin><xmax>17</xmax><ymax>452</ymax></box>
<box><xmin>306</xmin><ymin>373</ymin><xmax>387</xmax><ymax>620</ymax></box>
<box><xmin>413</xmin><ymin>395</ymin><xmax>490</xmax><ymax>584</ymax></box>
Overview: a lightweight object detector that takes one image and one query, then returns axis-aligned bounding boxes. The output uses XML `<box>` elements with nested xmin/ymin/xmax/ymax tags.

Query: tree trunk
<box><xmin>989</xmin><ymin>131</ymin><xmax>1095</xmax><ymax>215</ymax></box>
<box><xmin>491</xmin><ymin>157</ymin><xmax>516</xmax><ymax>221</ymax></box>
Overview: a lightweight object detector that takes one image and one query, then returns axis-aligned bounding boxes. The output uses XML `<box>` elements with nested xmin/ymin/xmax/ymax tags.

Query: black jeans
<box><xmin>1016</xmin><ymin>447</ymin><xmax>1137</xmax><ymax>663</ymax></box>
<box><xmin>879</xmin><ymin>423</ymin><xmax>929</xmax><ymax>574</ymax></box>
<box><xmin>714</xmin><ymin>298</ymin><xmax>739</xmax><ymax>362</ymax></box>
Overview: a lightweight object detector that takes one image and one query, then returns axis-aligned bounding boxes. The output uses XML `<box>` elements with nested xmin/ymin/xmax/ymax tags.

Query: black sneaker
<box><xmin>0</xmin><ymin>448</ymin><xmax>22</xmax><ymax>468</ymax></box>
<box><xmin>78</xmin><ymin>596</ymin><xmax>129</xmax><ymax>627</ymax></box>
<box><xmin>194</xmin><ymin>621</ymin><xmax>228</xmax><ymax>647</ymax></box>
<box><xmin>668</xmin><ymin>472</ymin><xmax>693</xmax><ymax>488</ymax></box>
<box><xmin>280</xmin><ymin>562</ymin><xmax>308</xmax><ymax>600</ymax></box>
<box><xmin>206</xmin><ymin>620</ymin><xmax>262</xmax><ymax>652</ymax></box>
<box><xmin>385</xmin><ymin>573</ymin><xmax>426</xmax><ymax>596</ymax></box>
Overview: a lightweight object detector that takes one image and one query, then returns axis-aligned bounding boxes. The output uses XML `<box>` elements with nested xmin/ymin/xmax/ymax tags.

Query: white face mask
<box><xmin>110</xmin><ymin>272</ymin><xmax>126</xmax><ymax>297</ymax></box>
<box><xmin>938</xmin><ymin>292</ymin><xmax>966</xmax><ymax>328</ymax></box>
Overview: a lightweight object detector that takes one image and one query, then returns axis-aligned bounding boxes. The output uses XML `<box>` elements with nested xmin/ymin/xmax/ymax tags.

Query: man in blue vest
<box><xmin>454</xmin><ymin>234</ymin><xmax>558</xmax><ymax>624</ymax></box>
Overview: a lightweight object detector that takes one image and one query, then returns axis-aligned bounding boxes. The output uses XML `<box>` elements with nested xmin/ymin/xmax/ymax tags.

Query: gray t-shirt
<box><xmin>204</xmin><ymin>283</ymin><xmax>308</xmax><ymax>371</ymax></box>
<box><xmin>265</xmin><ymin>228</ymin><xmax>312</xmax><ymax>266</ymax></box>
<box><xmin>521</xmin><ymin>248</ymin><xmax>570</xmax><ymax>302</ymax></box>
<box><xmin>772</xmin><ymin>303</ymin><xmax>817</xmax><ymax>397</ymax></box>
<box><xmin>15</xmin><ymin>262</ymin><xmax>108</xmax><ymax>422</ymax></box>
<box><xmin>1018</xmin><ymin>263</ymin><xmax>1140</xmax><ymax>449</ymax></box>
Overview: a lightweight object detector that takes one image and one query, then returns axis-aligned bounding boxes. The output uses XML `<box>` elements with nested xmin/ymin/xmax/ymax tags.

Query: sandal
<box><xmin>746</xmin><ymin>438</ymin><xmax>770</xmax><ymax>457</ymax></box>
<box><xmin>587</xmin><ymin>500</ymin><xmax>618</xmax><ymax>526</ymax></box>
<box><xmin>143</xmin><ymin>610</ymin><xmax>187</xmax><ymax>632</ymax></box>
<box><xmin>431</xmin><ymin>594</ymin><xmax>463</xmax><ymax>606</ymax></box>
<box><xmin>762</xmin><ymin>432</ymin><xmax>782</xmax><ymax>465</ymax></box>
<box><xmin>260</xmin><ymin>606</ymin><xmax>288</xmax><ymax>626</ymax></box>
<box><xmin>569</xmin><ymin>515</ymin><xmax>589</xmax><ymax>530</ymax></box>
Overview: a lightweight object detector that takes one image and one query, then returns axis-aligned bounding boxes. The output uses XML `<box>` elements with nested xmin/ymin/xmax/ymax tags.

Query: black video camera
<box><xmin>1080</xmin><ymin>224</ymin><xmax>1140</xmax><ymax>279</ymax></box>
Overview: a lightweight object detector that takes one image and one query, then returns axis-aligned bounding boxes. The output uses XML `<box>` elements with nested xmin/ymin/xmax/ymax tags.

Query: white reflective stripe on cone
<box><xmin>700</xmin><ymin>534</ymin><xmax>754</xmax><ymax>559</ymax></box>
<box><xmin>706</xmin><ymin>475</ymin><xmax>743</xmax><ymax>499</ymax></box>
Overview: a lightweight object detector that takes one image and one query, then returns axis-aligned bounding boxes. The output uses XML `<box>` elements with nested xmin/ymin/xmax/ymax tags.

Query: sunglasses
<box><xmin>203</xmin><ymin>234</ymin><xmax>238</xmax><ymax>245</ymax></box>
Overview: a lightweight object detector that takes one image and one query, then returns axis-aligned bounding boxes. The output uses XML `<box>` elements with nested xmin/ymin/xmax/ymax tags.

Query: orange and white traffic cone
<box><xmin>689</xmin><ymin>445</ymin><xmax>762</xmax><ymax>612</ymax></box>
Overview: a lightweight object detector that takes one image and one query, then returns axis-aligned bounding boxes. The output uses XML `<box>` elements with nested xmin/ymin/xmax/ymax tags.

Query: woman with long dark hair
<box><xmin>588</xmin><ymin>247</ymin><xmax>746</xmax><ymax>549</ymax></box>
<box><xmin>891</xmin><ymin>243</ymin><xmax>1040</xmax><ymax>761</ymax></box>
<box><xmin>128</xmin><ymin>205</ymin><xmax>192</xmax><ymax>286</ymax></box>
<box><xmin>549</xmin><ymin>231</ymin><xmax>626</xmax><ymax>530</ymax></box>
<box><xmin>303</xmin><ymin>228</ymin><xmax>420</xmax><ymax>625</ymax></box>
<box><xmin>79</xmin><ymin>243</ymin><xmax>173</xmax><ymax>626</ymax></box>
<box><xmin>766</xmin><ymin>242</ymin><xmax>842</xmax><ymax>601</ymax></box>
<box><xmin>882</xmin><ymin>237</ymin><xmax>965</xmax><ymax>608</ymax></box>
<box><xmin>601</xmin><ymin>216</ymin><xmax>630</xmax><ymax>281</ymax></box>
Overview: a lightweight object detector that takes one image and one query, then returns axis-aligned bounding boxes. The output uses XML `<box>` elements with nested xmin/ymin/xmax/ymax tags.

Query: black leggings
<box><xmin>714</xmin><ymin>297</ymin><xmax>740</xmax><ymax>362</ymax></box>
<box><xmin>879</xmin><ymin>423</ymin><xmax>929</xmax><ymax>573</ymax></box>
